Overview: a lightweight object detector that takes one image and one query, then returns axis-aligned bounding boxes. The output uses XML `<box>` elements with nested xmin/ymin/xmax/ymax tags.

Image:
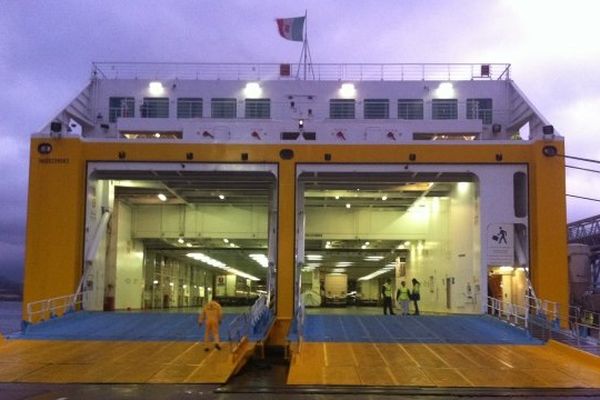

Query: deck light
<box><xmin>186</xmin><ymin>242</ymin><xmax>193</xmax><ymax>248</ymax></box>
<box><xmin>218</xmin><ymin>194</ymin><xmax>225</xmax><ymax>200</ymax></box>
<box><xmin>436</xmin><ymin>82</ymin><xmax>454</xmax><ymax>98</ymax></box>
<box><xmin>223</xmin><ymin>238</ymin><xmax>229</xmax><ymax>243</ymax></box>
<box><xmin>149</xmin><ymin>81</ymin><xmax>164</xmax><ymax>96</ymax></box>
<box><xmin>153</xmin><ymin>132</ymin><xmax>161</xmax><ymax>138</ymax></box>
<box><xmin>335</xmin><ymin>195</ymin><xmax>340</xmax><ymax>200</ymax></box>
<box><xmin>157</xmin><ymin>193</ymin><xmax>167</xmax><ymax>201</ymax></box>
<box><xmin>339</xmin><ymin>83</ymin><xmax>356</xmax><ymax>98</ymax></box>
<box><xmin>381</xmin><ymin>195</ymin><xmax>388</xmax><ymax>201</ymax></box>
<box><xmin>345</xmin><ymin>203</ymin><xmax>351</xmax><ymax>208</ymax></box>
<box><xmin>178</xmin><ymin>237</ymin><xmax>184</xmax><ymax>244</ymax></box>
<box><xmin>244</xmin><ymin>82</ymin><xmax>262</xmax><ymax>98</ymax></box>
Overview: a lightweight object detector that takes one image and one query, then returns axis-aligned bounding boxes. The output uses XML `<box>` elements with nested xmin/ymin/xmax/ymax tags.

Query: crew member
<box><xmin>198</xmin><ymin>299</ymin><xmax>223</xmax><ymax>351</ymax></box>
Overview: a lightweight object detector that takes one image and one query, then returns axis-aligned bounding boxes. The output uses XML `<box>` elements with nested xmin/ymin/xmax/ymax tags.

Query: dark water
<box><xmin>0</xmin><ymin>301</ymin><xmax>22</xmax><ymax>334</ymax></box>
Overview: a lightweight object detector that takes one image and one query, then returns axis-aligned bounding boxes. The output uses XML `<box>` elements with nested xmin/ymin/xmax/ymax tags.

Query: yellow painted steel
<box><xmin>24</xmin><ymin>137</ymin><xmax>568</xmax><ymax>336</ymax></box>
<box><xmin>288</xmin><ymin>341</ymin><xmax>600</xmax><ymax>387</ymax></box>
<box><xmin>0</xmin><ymin>339</ymin><xmax>254</xmax><ymax>383</ymax></box>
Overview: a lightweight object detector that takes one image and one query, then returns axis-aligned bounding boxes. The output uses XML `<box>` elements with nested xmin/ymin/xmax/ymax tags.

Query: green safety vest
<box><xmin>382</xmin><ymin>283</ymin><xmax>392</xmax><ymax>297</ymax></box>
<box><xmin>397</xmin><ymin>287</ymin><xmax>410</xmax><ymax>301</ymax></box>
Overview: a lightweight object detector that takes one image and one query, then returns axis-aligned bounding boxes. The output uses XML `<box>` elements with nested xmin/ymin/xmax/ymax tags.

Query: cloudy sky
<box><xmin>1</xmin><ymin>0</ymin><xmax>600</xmax><ymax>281</ymax></box>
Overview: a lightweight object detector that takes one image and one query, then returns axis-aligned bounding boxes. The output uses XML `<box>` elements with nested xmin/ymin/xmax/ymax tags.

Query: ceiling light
<box><xmin>153</xmin><ymin>132</ymin><xmax>161</xmax><ymax>138</ymax></box>
<box><xmin>364</xmin><ymin>241</ymin><xmax>370</xmax><ymax>246</ymax></box>
<box><xmin>186</xmin><ymin>242</ymin><xmax>193</xmax><ymax>248</ymax></box>
<box><xmin>404</xmin><ymin>241</ymin><xmax>410</xmax><ymax>246</ymax></box>
<box><xmin>249</xmin><ymin>253</ymin><xmax>269</xmax><ymax>268</ymax></box>
<box><xmin>382</xmin><ymin>195</ymin><xmax>388</xmax><ymax>201</ymax></box>
<box><xmin>346</xmin><ymin>203</ymin><xmax>351</xmax><ymax>209</ymax></box>
<box><xmin>361</xmin><ymin>245</ymin><xmax>366</xmax><ymax>249</ymax></box>
<box><xmin>336</xmin><ymin>262</ymin><xmax>353</xmax><ymax>267</ymax></box>
<box><xmin>306</xmin><ymin>254</ymin><xmax>323</xmax><ymax>260</ymax></box>
<box><xmin>223</xmin><ymin>238</ymin><xmax>229</xmax><ymax>243</ymax></box>
<box><xmin>178</xmin><ymin>237</ymin><xmax>184</xmax><ymax>244</ymax></box>
<box><xmin>332</xmin><ymin>268</ymin><xmax>346</xmax><ymax>273</ymax></box>
<box><xmin>335</xmin><ymin>195</ymin><xmax>340</xmax><ymax>200</ymax></box>
<box><xmin>229</xmin><ymin>243</ymin><xmax>236</xmax><ymax>247</ymax></box>
<box><xmin>218</xmin><ymin>194</ymin><xmax>225</xmax><ymax>200</ymax></box>
<box><xmin>169</xmin><ymin>282</ymin><xmax>174</xmax><ymax>287</ymax></box>
<box><xmin>365</xmin><ymin>256</ymin><xmax>384</xmax><ymax>261</ymax></box>
<box><xmin>153</xmin><ymin>280</ymin><xmax>159</xmax><ymax>285</ymax></box>
<box><xmin>149</xmin><ymin>81</ymin><xmax>164</xmax><ymax>96</ymax></box>
<box><xmin>157</xmin><ymin>193</ymin><xmax>167</xmax><ymax>201</ymax></box>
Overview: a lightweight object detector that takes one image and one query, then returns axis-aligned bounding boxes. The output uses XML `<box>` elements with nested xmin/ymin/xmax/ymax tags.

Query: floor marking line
<box><xmin>422</xmin><ymin>343</ymin><xmax>451</xmax><ymax>367</ymax></box>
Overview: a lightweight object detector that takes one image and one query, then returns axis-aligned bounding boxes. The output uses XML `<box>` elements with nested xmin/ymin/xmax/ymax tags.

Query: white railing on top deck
<box><xmin>92</xmin><ymin>62</ymin><xmax>511</xmax><ymax>82</ymax></box>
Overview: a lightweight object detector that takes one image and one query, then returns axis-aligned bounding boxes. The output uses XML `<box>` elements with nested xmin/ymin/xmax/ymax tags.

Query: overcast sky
<box><xmin>1</xmin><ymin>0</ymin><xmax>600</xmax><ymax>281</ymax></box>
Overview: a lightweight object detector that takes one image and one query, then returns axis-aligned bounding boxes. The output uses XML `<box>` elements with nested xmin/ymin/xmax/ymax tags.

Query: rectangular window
<box><xmin>432</xmin><ymin>99</ymin><xmax>458</xmax><ymax>120</ymax></box>
<box><xmin>177</xmin><ymin>98</ymin><xmax>203</xmax><ymax>118</ymax></box>
<box><xmin>398</xmin><ymin>99</ymin><xmax>424</xmax><ymax>120</ymax></box>
<box><xmin>141</xmin><ymin>97</ymin><xmax>169</xmax><ymax>118</ymax></box>
<box><xmin>467</xmin><ymin>98</ymin><xmax>493</xmax><ymax>124</ymax></box>
<box><xmin>364</xmin><ymin>99</ymin><xmax>389</xmax><ymax>119</ymax></box>
<box><xmin>329</xmin><ymin>99</ymin><xmax>355</xmax><ymax>119</ymax></box>
<box><xmin>108</xmin><ymin>97</ymin><xmax>135</xmax><ymax>123</ymax></box>
<box><xmin>245</xmin><ymin>99</ymin><xmax>271</xmax><ymax>119</ymax></box>
<box><xmin>211</xmin><ymin>98</ymin><xmax>237</xmax><ymax>118</ymax></box>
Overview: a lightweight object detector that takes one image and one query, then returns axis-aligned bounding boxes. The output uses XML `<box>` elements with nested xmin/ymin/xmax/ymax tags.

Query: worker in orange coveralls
<box><xmin>198</xmin><ymin>299</ymin><xmax>222</xmax><ymax>351</ymax></box>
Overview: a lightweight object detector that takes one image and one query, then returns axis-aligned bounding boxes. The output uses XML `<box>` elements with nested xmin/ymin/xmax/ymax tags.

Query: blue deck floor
<box><xmin>289</xmin><ymin>314</ymin><xmax>542</xmax><ymax>345</ymax></box>
<box><xmin>11</xmin><ymin>312</ymin><xmax>249</xmax><ymax>341</ymax></box>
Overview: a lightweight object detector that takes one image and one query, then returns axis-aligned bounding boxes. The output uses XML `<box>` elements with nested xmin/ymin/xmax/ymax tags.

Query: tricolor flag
<box><xmin>276</xmin><ymin>16</ymin><xmax>305</xmax><ymax>42</ymax></box>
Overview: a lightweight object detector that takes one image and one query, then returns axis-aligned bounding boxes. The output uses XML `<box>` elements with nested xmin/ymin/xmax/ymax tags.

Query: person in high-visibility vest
<box><xmin>381</xmin><ymin>279</ymin><xmax>395</xmax><ymax>315</ymax></box>
<box><xmin>411</xmin><ymin>278</ymin><xmax>421</xmax><ymax>315</ymax></box>
<box><xmin>396</xmin><ymin>281</ymin><xmax>411</xmax><ymax>316</ymax></box>
<box><xmin>198</xmin><ymin>299</ymin><xmax>222</xmax><ymax>351</ymax></box>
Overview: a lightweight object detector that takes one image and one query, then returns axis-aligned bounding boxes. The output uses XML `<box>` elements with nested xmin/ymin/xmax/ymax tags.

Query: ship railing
<box><xmin>228</xmin><ymin>294</ymin><xmax>272</xmax><ymax>360</ymax></box>
<box><xmin>569</xmin><ymin>306</ymin><xmax>600</xmax><ymax>347</ymax></box>
<box><xmin>92</xmin><ymin>62</ymin><xmax>511</xmax><ymax>82</ymax></box>
<box><xmin>487</xmin><ymin>296</ymin><xmax>529</xmax><ymax>328</ymax></box>
<box><xmin>25</xmin><ymin>293</ymin><xmax>83</xmax><ymax>325</ymax></box>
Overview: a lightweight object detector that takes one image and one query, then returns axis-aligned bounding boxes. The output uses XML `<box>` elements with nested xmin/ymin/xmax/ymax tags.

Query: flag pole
<box><xmin>303</xmin><ymin>10</ymin><xmax>308</xmax><ymax>80</ymax></box>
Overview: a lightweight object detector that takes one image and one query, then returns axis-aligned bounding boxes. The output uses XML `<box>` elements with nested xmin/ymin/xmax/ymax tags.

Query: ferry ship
<box><xmin>2</xmin><ymin>60</ymin><xmax>598</xmax><ymax>391</ymax></box>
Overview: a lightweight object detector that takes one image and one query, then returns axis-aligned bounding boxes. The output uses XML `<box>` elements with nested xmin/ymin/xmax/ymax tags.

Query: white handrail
<box><xmin>92</xmin><ymin>62</ymin><xmax>511</xmax><ymax>82</ymax></box>
<box><xmin>26</xmin><ymin>293</ymin><xmax>83</xmax><ymax>323</ymax></box>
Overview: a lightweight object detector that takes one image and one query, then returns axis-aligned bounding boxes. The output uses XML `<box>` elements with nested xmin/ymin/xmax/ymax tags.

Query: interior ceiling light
<box><xmin>149</xmin><ymin>81</ymin><xmax>164</xmax><ymax>96</ymax></box>
<box><xmin>223</xmin><ymin>238</ymin><xmax>229</xmax><ymax>243</ymax></box>
<box><xmin>186</xmin><ymin>242</ymin><xmax>193</xmax><ymax>248</ymax></box>
<box><xmin>249</xmin><ymin>253</ymin><xmax>269</xmax><ymax>268</ymax></box>
<box><xmin>218</xmin><ymin>194</ymin><xmax>225</xmax><ymax>200</ymax></box>
<box><xmin>157</xmin><ymin>193</ymin><xmax>167</xmax><ymax>202</ymax></box>
<box><xmin>335</xmin><ymin>195</ymin><xmax>340</xmax><ymax>200</ymax></box>
<box><xmin>244</xmin><ymin>82</ymin><xmax>262</xmax><ymax>98</ymax></box>
<box><xmin>365</xmin><ymin>256</ymin><xmax>384</xmax><ymax>261</ymax></box>
<box><xmin>382</xmin><ymin>195</ymin><xmax>388</xmax><ymax>201</ymax></box>
<box><xmin>358</xmin><ymin>269</ymin><xmax>390</xmax><ymax>281</ymax></box>
<box><xmin>346</xmin><ymin>203</ymin><xmax>351</xmax><ymax>209</ymax></box>
<box><xmin>361</xmin><ymin>245</ymin><xmax>366</xmax><ymax>249</ymax></box>
<box><xmin>332</xmin><ymin>268</ymin><xmax>346</xmax><ymax>273</ymax></box>
<box><xmin>404</xmin><ymin>241</ymin><xmax>410</xmax><ymax>246</ymax></box>
<box><xmin>364</xmin><ymin>241</ymin><xmax>370</xmax><ymax>246</ymax></box>
<box><xmin>229</xmin><ymin>242</ymin><xmax>236</xmax><ymax>248</ymax></box>
<box><xmin>153</xmin><ymin>132</ymin><xmax>161</xmax><ymax>138</ymax></box>
<box><xmin>187</xmin><ymin>252</ymin><xmax>260</xmax><ymax>281</ymax></box>
<box><xmin>336</xmin><ymin>262</ymin><xmax>353</xmax><ymax>267</ymax></box>
<box><xmin>177</xmin><ymin>237</ymin><xmax>184</xmax><ymax>244</ymax></box>
<box><xmin>306</xmin><ymin>254</ymin><xmax>323</xmax><ymax>260</ymax></box>
<box><xmin>339</xmin><ymin>83</ymin><xmax>356</xmax><ymax>98</ymax></box>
